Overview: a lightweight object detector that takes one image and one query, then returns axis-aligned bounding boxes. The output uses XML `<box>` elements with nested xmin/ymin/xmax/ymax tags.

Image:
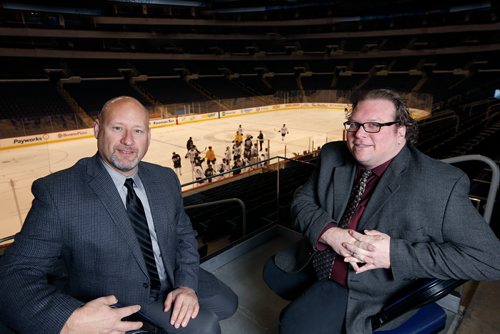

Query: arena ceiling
<box><xmin>0</xmin><ymin>1</ymin><xmax>499</xmax><ymax>77</ymax></box>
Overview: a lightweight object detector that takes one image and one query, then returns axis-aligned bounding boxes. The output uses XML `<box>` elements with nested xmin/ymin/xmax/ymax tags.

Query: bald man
<box><xmin>0</xmin><ymin>97</ymin><xmax>237</xmax><ymax>334</ymax></box>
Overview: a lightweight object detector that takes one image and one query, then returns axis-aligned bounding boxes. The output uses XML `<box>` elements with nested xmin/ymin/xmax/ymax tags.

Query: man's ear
<box><xmin>397</xmin><ymin>125</ymin><xmax>406</xmax><ymax>144</ymax></box>
<box><xmin>93</xmin><ymin>119</ymin><xmax>100</xmax><ymax>139</ymax></box>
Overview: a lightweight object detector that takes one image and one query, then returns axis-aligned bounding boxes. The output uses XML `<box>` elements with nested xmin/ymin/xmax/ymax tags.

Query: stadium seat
<box><xmin>372</xmin><ymin>278</ymin><xmax>464</xmax><ymax>333</ymax></box>
<box><xmin>374</xmin><ymin>303</ymin><xmax>446</xmax><ymax>334</ymax></box>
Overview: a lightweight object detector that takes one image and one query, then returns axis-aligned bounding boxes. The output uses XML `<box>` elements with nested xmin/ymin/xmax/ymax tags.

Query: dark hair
<box><xmin>349</xmin><ymin>89</ymin><xmax>418</xmax><ymax>144</ymax></box>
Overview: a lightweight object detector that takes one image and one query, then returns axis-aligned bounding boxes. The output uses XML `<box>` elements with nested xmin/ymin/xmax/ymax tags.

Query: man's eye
<box><xmin>113</xmin><ymin>126</ymin><xmax>122</xmax><ymax>131</ymax></box>
<box><xmin>366</xmin><ymin>122</ymin><xmax>379</xmax><ymax>129</ymax></box>
<box><xmin>135</xmin><ymin>129</ymin><xmax>144</xmax><ymax>134</ymax></box>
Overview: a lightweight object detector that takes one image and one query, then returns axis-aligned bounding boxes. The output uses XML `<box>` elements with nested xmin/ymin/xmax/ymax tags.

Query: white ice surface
<box><xmin>0</xmin><ymin>108</ymin><xmax>346</xmax><ymax>239</ymax></box>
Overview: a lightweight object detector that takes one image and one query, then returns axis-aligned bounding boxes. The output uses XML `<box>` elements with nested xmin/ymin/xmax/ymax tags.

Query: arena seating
<box><xmin>137</xmin><ymin>78</ymin><xmax>209</xmax><ymax>104</ymax></box>
<box><xmin>63</xmin><ymin>80</ymin><xmax>151</xmax><ymax>117</ymax></box>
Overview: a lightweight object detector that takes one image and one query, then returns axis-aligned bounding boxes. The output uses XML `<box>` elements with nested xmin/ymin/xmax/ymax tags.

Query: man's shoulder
<box><xmin>315</xmin><ymin>141</ymin><xmax>352</xmax><ymax>170</ymax></box>
<box><xmin>406</xmin><ymin>145</ymin><xmax>466</xmax><ymax>179</ymax></box>
<box><xmin>32</xmin><ymin>156</ymin><xmax>97</xmax><ymax>192</ymax></box>
<box><xmin>37</xmin><ymin>156</ymin><xmax>94</xmax><ymax>181</ymax></box>
<box><xmin>320</xmin><ymin>141</ymin><xmax>350</xmax><ymax>158</ymax></box>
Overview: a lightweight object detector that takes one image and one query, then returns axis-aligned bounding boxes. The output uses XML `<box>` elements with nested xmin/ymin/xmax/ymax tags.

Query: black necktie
<box><xmin>312</xmin><ymin>169</ymin><xmax>373</xmax><ymax>280</ymax></box>
<box><xmin>124</xmin><ymin>178</ymin><xmax>161</xmax><ymax>293</ymax></box>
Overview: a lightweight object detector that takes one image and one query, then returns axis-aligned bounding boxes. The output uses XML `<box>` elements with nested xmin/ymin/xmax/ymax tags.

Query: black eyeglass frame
<box><xmin>343</xmin><ymin>121</ymin><xmax>400</xmax><ymax>133</ymax></box>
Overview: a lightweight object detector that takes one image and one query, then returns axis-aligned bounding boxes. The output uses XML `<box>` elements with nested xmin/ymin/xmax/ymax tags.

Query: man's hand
<box><xmin>164</xmin><ymin>286</ymin><xmax>199</xmax><ymax>329</ymax></box>
<box><xmin>319</xmin><ymin>227</ymin><xmax>356</xmax><ymax>257</ymax></box>
<box><xmin>61</xmin><ymin>295</ymin><xmax>142</xmax><ymax>334</ymax></box>
<box><xmin>343</xmin><ymin>230</ymin><xmax>391</xmax><ymax>273</ymax></box>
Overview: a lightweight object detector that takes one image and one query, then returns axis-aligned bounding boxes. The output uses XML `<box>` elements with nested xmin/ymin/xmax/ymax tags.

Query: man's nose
<box><xmin>121</xmin><ymin>130</ymin><xmax>134</xmax><ymax>145</ymax></box>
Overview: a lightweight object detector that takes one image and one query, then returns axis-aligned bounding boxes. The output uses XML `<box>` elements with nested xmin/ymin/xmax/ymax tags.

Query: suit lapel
<box><xmin>358</xmin><ymin>146</ymin><xmax>410</xmax><ymax>231</ymax></box>
<box><xmin>333</xmin><ymin>160</ymin><xmax>356</xmax><ymax>222</ymax></box>
<box><xmin>87</xmin><ymin>155</ymin><xmax>148</xmax><ymax>276</ymax></box>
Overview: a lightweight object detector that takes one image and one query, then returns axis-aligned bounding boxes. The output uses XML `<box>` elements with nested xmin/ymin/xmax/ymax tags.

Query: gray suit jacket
<box><xmin>0</xmin><ymin>154</ymin><xmax>199</xmax><ymax>333</ymax></box>
<box><xmin>288</xmin><ymin>141</ymin><xmax>500</xmax><ymax>333</ymax></box>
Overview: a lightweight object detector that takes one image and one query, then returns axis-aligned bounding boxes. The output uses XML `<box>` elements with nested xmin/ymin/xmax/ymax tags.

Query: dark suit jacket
<box><xmin>288</xmin><ymin>141</ymin><xmax>500</xmax><ymax>333</ymax></box>
<box><xmin>0</xmin><ymin>154</ymin><xmax>199</xmax><ymax>333</ymax></box>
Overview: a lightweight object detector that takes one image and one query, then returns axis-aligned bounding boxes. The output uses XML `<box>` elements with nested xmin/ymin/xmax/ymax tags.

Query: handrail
<box><xmin>181</xmin><ymin>159</ymin><xmax>269</xmax><ymax>188</ymax></box>
<box><xmin>181</xmin><ymin>155</ymin><xmax>316</xmax><ymax>235</ymax></box>
<box><xmin>1</xmin><ymin>156</ymin><xmax>313</xmax><ymax>244</ymax></box>
<box><xmin>441</xmin><ymin>154</ymin><xmax>499</xmax><ymax>224</ymax></box>
<box><xmin>180</xmin><ymin>155</ymin><xmax>316</xmax><ymax>188</ymax></box>
<box><xmin>185</xmin><ymin>198</ymin><xmax>247</xmax><ymax>236</ymax></box>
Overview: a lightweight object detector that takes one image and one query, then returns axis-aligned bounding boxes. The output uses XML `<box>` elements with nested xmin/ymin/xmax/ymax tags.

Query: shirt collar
<box><xmin>98</xmin><ymin>156</ymin><xmax>138</xmax><ymax>189</ymax></box>
<box><xmin>356</xmin><ymin>158</ymin><xmax>393</xmax><ymax>178</ymax></box>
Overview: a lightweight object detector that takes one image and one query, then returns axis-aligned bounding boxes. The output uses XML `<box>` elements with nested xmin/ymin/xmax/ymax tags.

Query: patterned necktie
<box><xmin>312</xmin><ymin>169</ymin><xmax>373</xmax><ymax>280</ymax></box>
<box><xmin>124</xmin><ymin>178</ymin><xmax>161</xmax><ymax>293</ymax></box>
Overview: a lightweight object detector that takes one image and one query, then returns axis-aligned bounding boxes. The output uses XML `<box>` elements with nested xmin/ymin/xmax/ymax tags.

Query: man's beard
<box><xmin>111</xmin><ymin>152</ymin><xmax>139</xmax><ymax>172</ymax></box>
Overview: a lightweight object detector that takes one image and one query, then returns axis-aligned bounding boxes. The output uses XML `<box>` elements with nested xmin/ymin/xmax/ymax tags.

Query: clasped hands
<box><xmin>61</xmin><ymin>286</ymin><xmax>199</xmax><ymax>333</ymax></box>
<box><xmin>320</xmin><ymin>227</ymin><xmax>391</xmax><ymax>273</ymax></box>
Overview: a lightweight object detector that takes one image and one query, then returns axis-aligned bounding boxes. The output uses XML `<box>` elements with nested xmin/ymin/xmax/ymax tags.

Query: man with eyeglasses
<box><xmin>263</xmin><ymin>89</ymin><xmax>500</xmax><ymax>333</ymax></box>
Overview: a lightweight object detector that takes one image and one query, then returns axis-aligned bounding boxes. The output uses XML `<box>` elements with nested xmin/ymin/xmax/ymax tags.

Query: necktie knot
<box><xmin>360</xmin><ymin>169</ymin><xmax>373</xmax><ymax>182</ymax></box>
<box><xmin>124</xmin><ymin>178</ymin><xmax>135</xmax><ymax>191</ymax></box>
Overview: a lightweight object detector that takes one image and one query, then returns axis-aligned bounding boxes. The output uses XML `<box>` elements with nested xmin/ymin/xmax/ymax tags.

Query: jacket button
<box><xmin>143</xmin><ymin>283</ymin><xmax>149</xmax><ymax>288</ymax></box>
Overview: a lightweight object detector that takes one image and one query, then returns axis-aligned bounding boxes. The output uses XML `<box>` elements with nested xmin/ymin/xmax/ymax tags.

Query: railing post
<box><xmin>441</xmin><ymin>155</ymin><xmax>499</xmax><ymax>224</ymax></box>
<box><xmin>10</xmin><ymin>179</ymin><xmax>23</xmax><ymax>228</ymax></box>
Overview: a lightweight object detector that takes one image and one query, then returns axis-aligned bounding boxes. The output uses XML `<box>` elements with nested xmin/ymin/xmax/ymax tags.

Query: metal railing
<box><xmin>185</xmin><ymin>198</ymin><xmax>247</xmax><ymax>236</ymax></box>
<box><xmin>441</xmin><ymin>154</ymin><xmax>499</xmax><ymax>224</ymax></box>
<box><xmin>2</xmin><ymin>154</ymin><xmax>497</xmax><ymax>246</ymax></box>
<box><xmin>181</xmin><ymin>155</ymin><xmax>316</xmax><ymax>237</ymax></box>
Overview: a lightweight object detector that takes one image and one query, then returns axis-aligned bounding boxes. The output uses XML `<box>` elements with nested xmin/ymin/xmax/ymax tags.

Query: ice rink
<box><xmin>0</xmin><ymin>107</ymin><xmax>346</xmax><ymax>240</ymax></box>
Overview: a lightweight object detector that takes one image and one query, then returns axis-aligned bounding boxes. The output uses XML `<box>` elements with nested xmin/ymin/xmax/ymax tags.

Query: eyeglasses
<box><xmin>343</xmin><ymin>121</ymin><xmax>400</xmax><ymax>133</ymax></box>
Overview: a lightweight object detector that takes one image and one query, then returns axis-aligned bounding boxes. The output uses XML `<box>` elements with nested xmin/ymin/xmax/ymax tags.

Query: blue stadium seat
<box><xmin>372</xmin><ymin>278</ymin><xmax>464</xmax><ymax>333</ymax></box>
<box><xmin>374</xmin><ymin>303</ymin><xmax>446</xmax><ymax>334</ymax></box>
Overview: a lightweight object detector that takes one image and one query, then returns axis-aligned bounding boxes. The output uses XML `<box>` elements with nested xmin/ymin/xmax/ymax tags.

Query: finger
<box><xmin>348</xmin><ymin>261</ymin><xmax>360</xmax><ymax>271</ymax></box>
<box><xmin>350</xmin><ymin>230</ymin><xmax>377</xmax><ymax>243</ymax></box>
<box><xmin>339</xmin><ymin>250</ymin><xmax>353</xmax><ymax>258</ymax></box>
<box><xmin>357</xmin><ymin>253</ymin><xmax>374</xmax><ymax>264</ymax></box>
<box><xmin>347</xmin><ymin>229</ymin><xmax>365</xmax><ymax>240</ymax></box>
<box><xmin>164</xmin><ymin>292</ymin><xmax>174</xmax><ymax>312</ymax></box>
<box><xmin>114</xmin><ymin>319</ymin><xmax>143</xmax><ymax>332</ymax></box>
<box><xmin>354</xmin><ymin>240</ymin><xmax>375</xmax><ymax>252</ymax></box>
<box><xmin>174</xmin><ymin>303</ymin><xmax>189</xmax><ymax>328</ymax></box>
<box><xmin>342</xmin><ymin>242</ymin><xmax>361</xmax><ymax>254</ymax></box>
<box><xmin>178</xmin><ymin>303</ymin><xmax>190</xmax><ymax>328</ymax></box>
<box><xmin>364</xmin><ymin>230</ymin><xmax>385</xmax><ymax>238</ymax></box>
<box><xmin>344</xmin><ymin>252</ymin><xmax>373</xmax><ymax>264</ymax></box>
<box><xmin>181</xmin><ymin>304</ymin><xmax>195</xmax><ymax>327</ymax></box>
<box><xmin>115</xmin><ymin>304</ymin><xmax>141</xmax><ymax>319</ymax></box>
<box><xmin>170</xmin><ymin>301</ymin><xmax>180</xmax><ymax>326</ymax></box>
<box><xmin>344</xmin><ymin>241</ymin><xmax>374</xmax><ymax>259</ymax></box>
<box><xmin>100</xmin><ymin>295</ymin><xmax>119</xmax><ymax>306</ymax></box>
<box><xmin>171</xmin><ymin>296</ymin><xmax>186</xmax><ymax>327</ymax></box>
<box><xmin>355</xmin><ymin>263</ymin><xmax>377</xmax><ymax>273</ymax></box>
<box><xmin>191</xmin><ymin>302</ymin><xmax>200</xmax><ymax>319</ymax></box>
<box><xmin>344</xmin><ymin>256</ymin><xmax>362</xmax><ymax>263</ymax></box>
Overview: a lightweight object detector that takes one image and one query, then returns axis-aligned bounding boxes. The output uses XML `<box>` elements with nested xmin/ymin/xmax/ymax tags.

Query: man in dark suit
<box><xmin>0</xmin><ymin>96</ymin><xmax>237</xmax><ymax>333</ymax></box>
<box><xmin>264</xmin><ymin>89</ymin><xmax>500</xmax><ymax>333</ymax></box>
